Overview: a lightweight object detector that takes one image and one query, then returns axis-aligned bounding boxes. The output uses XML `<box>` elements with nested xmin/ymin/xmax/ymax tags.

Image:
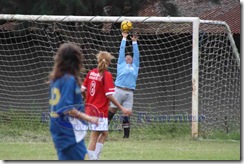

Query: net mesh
<box><xmin>0</xmin><ymin>19</ymin><xmax>240</xmax><ymax>136</ymax></box>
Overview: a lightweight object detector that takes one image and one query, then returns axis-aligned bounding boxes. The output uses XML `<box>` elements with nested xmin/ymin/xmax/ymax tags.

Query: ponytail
<box><xmin>96</xmin><ymin>51</ymin><xmax>114</xmax><ymax>74</ymax></box>
<box><xmin>98</xmin><ymin>58</ymin><xmax>108</xmax><ymax>74</ymax></box>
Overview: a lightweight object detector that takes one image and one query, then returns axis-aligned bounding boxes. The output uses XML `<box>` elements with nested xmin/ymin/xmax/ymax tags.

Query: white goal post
<box><xmin>0</xmin><ymin>15</ymin><xmax>240</xmax><ymax>138</ymax></box>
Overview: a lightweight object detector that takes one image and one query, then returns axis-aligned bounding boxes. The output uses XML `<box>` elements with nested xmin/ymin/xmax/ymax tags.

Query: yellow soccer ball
<box><xmin>121</xmin><ymin>20</ymin><xmax>133</xmax><ymax>32</ymax></box>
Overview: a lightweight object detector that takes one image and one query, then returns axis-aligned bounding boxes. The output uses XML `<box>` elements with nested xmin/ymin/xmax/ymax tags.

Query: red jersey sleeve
<box><xmin>82</xmin><ymin>71</ymin><xmax>90</xmax><ymax>90</ymax></box>
<box><xmin>103</xmin><ymin>72</ymin><xmax>115</xmax><ymax>96</ymax></box>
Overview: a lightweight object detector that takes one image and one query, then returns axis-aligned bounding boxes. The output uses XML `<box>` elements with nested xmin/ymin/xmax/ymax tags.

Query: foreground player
<box><xmin>108</xmin><ymin>32</ymin><xmax>140</xmax><ymax>138</ymax></box>
<box><xmin>81</xmin><ymin>51</ymin><xmax>132</xmax><ymax>160</ymax></box>
<box><xmin>49</xmin><ymin>43</ymin><xmax>98</xmax><ymax>160</ymax></box>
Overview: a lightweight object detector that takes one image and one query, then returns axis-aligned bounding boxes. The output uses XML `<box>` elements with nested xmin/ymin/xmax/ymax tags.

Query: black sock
<box><xmin>108</xmin><ymin>111</ymin><xmax>115</xmax><ymax>125</ymax></box>
<box><xmin>123</xmin><ymin>127</ymin><xmax>130</xmax><ymax>138</ymax></box>
<box><xmin>122</xmin><ymin>116</ymin><xmax>130</xmax><ymax>138</ymax></box>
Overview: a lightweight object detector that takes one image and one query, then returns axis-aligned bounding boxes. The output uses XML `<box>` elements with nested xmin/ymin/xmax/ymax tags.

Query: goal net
<box><xmin>0</xmin><ymin>15</ymin><xmax>240</xmax><ymax>138</ymax></box>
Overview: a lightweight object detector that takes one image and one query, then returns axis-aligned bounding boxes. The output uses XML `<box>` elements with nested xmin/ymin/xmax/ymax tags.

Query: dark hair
<box><xmin>49</xmin><ymin>42</ymin><xmax>83</xmax><ymax>85</ymax></box>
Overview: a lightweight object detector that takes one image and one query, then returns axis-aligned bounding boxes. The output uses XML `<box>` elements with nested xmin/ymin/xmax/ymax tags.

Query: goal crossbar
<box><xmin>0</xmin><ymin>14</ymin><xmax>200</xmax><ymax>23</ymax></box>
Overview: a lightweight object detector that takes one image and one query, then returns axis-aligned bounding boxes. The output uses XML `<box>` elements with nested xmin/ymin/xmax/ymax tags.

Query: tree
<box><xmin>104</xmin><ymin>0</ymin><xmax>146</xmax><ymax>16</ymax></box>
<box><xmin>0</xmin><ymin>0</ymin><xmax>146</xmax><ymax>16</ymax></box>
<box><xmin>0</xmin><ymin>0</ymin><xmax>145</xmax><ymax>16</ymax></box>
<box><xmin>0</xmin><ymin>0</ymin><xmax>103</xmax><ymax>15</ymax></box>
<box><xmin>195</xmin><ymin>0</ymin><xmax>220</xmax><ymax>4</ymax></box>
<box><xmin>159</xmin><ymin>0</ymin><xmax>179</xmax><ymax>16</ymax></box>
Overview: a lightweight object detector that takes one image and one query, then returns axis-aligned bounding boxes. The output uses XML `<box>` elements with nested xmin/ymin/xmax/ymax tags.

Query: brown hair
<box><xmin>49</xmin><ymin>42</ymin><xmax>83</xmax><ymax>85</ymax></box>
<box><xmin>96</xmin><ymin>51</ymin><xmax>114</xmax><ymax>74</ymax></box>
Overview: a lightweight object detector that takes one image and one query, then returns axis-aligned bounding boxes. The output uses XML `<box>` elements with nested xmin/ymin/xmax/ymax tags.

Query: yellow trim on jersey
<box><xmin>49</xmin><ymin>88</ymin><xmax>61</xmax><ymax>106</ymax></box>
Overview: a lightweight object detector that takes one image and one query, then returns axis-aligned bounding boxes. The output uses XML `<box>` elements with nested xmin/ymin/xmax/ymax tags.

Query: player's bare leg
<box><xmin>87</xmin><ymin>131</ymin><xmax>100</xmax><ymax>160</ymax></box>
<box><xmin>95</xmin><ymin>131</ymin><xmax>108</xmax><ymax>159</ymax></box>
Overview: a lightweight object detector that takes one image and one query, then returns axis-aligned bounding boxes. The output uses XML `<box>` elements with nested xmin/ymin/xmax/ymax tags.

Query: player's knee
<box><xmin>101</xmin><ymin>131</ymin><xmax>109</xmax><ymax>138</ymax></box>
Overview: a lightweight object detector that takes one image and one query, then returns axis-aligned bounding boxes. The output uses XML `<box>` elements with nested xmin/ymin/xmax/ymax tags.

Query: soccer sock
<box><xmin>87</xmin><ymin>150</ymin><xmax>97</xmax><ymax>160</ymax></box>
<box><xmin>124</xmin><ymin>127</ymin><xmax>130</xmax><ymax>138</ymax></box>
<box><xmin>95</xmin><ymin>143</ymin><xmax>103</xmax><ymax>160</ymax></box>
<box><xmin>122</xmin><ymin>116</ymin><xmax>130</xmax><ymax>138</ymax></box>
<box><xmin>108</xmin><ymin>111</ymin><xmax>115</xmax><ymax>125</ymax></box>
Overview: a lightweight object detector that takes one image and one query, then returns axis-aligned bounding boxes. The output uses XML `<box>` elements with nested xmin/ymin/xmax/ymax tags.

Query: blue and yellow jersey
<box><xmin>49</xmin><ymin>74</ymin><xmax>87</xmax><ymax>151</ymax></box>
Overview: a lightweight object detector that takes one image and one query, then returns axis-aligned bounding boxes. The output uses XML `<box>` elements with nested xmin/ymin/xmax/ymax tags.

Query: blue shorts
<box><xmin>57</xmin><ymin>140</ymin><xmax>87</xmax><ymax>160</ymax></box>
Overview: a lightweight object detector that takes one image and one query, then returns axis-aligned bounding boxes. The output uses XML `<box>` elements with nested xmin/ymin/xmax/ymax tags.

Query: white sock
<box><xmin>87</xmin><ymin>150</ymin><xmax>97</xmax><ymax>160</ymax></box>
<box><xmin>95</xmin><ymin>143</ymin><xmax>103</xmax><ymax>160</ymax></box>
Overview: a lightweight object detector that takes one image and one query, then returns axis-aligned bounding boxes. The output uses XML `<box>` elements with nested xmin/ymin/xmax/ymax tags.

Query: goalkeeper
<box><xmin>108</xmin><ymin>32</ymin><xmax>140</xmax><ymax>138</ymax></box>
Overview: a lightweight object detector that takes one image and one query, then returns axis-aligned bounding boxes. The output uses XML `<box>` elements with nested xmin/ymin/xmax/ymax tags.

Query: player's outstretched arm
<box><xmin>66</xmin><ymin>109</ymin><xmax>99</xmax><ymax>124</ymax></box>
<box><xmin>118</xmin><ymin>32</ymin><xmax>128</xmax><ymax>64</ymax></box>
<box><xmin>131</xmin><ymin>34</ymin><xmax>140</xmax><ymax>67</ymax></box>
<box><xmin>106</xmin><ymin>94</ymin><xmax>132</xmax><ymax>116</ymax></box>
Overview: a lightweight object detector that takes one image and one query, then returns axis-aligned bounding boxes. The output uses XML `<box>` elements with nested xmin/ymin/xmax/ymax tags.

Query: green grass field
<box><xmin>0</xmin><ymin>138</ymin><xmax>240</xmax><ymax>160</ymax></box>
<box><xmin>0</xmin><ymin>122</ymin><xmax>240</xmax><ymax>160</ymax></box>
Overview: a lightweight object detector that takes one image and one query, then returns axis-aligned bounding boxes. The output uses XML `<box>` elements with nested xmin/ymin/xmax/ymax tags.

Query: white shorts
<box><xmin>110</xmin><ymin>87</ymin><xmax>133</xmax><ymax>111</ymax></box>
<box><xmin>88</xmin><ymin>117</ymin><xmax>108</xmax><ymax>131</ymax></box>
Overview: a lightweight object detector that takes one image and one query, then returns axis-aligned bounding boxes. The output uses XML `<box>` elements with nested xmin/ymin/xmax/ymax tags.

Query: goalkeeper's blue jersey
<box><xmin>49</xmin><ymin>74</ymin><xmax>88</xmax><ymax>151</ymax></box>
<box><xmin>115</xmin><ymin>38</ymin><xmax>140</xmax><ymax>90</ymax></box>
